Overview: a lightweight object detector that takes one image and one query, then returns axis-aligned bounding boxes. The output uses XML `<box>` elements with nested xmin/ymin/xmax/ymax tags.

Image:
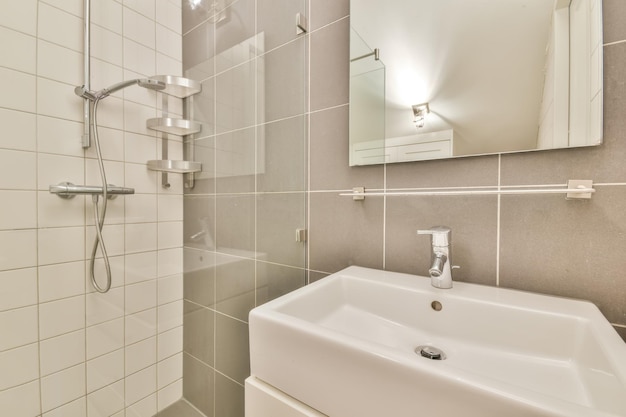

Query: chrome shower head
<box><xmin>75</xmin><ymin>78</ymin><xmax>166</xmax><ymax>101</ymax></box>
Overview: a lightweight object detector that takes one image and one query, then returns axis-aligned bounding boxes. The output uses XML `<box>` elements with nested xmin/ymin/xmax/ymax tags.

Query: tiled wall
<box><xmin>181</xmin><ymin>0</ymin><xmax>308</xmax><ymax>416</ymax></box>
<box><xmin>307</xmin><ymin>0</ymin><xmax>626</xmax><ymax>341</ymax></box>
<box><xmin>0</xmin><ymin>1</ymin><xmax>185</xmax><ymax>416</ymax></box>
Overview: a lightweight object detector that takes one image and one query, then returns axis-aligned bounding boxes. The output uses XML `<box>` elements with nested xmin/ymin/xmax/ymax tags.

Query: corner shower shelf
<box><xmin>150</xmin><ymin>75</ymin><xmax>201</xmax><ymax>98</ymax></box>
<box><xmin>147</xmin><ymin>160</ymin><xmax>202</xmax><ymax>174</ymax></box>
<box><xmin>147</xmin><ymin>117</ymin><xmax>201</xmax><ymax>136</ymax></box>
<box><xmin>145</xmin><ymin>75</ymin><xmax>203</xmax><ymax>182</ymax></box>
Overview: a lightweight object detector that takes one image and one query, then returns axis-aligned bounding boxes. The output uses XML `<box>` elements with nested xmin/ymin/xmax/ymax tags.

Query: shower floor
<box><xmin>155</xmin><ymin>399</ymin><xmax>206</xmax><ymax>417</ymax></box>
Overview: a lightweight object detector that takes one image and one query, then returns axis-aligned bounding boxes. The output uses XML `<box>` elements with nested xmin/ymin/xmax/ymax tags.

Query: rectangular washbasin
<box><xmin>249</xmin><ymin>266</ymin><xmax>626</xmax><ymax>417</ymax></box>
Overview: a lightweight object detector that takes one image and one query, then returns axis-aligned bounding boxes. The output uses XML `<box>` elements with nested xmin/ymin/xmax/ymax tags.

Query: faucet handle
<box><xmin>417</xmin><ymin>226</ymin><xmax>451</xmax><ymax>246</ymax></box>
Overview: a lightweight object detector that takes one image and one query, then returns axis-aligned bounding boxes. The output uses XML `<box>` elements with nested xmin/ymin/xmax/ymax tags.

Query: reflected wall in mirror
<box><xmin>349</xmin><ymin>0</ymin><xmax>603</xmax><ymax>166</ymax></box>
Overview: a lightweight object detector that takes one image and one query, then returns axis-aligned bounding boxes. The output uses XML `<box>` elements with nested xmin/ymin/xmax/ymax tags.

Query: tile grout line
<box><xmin>496</xmin><ymin>154</ymin><xmax>501</xmax><ymax>287</ymax></box>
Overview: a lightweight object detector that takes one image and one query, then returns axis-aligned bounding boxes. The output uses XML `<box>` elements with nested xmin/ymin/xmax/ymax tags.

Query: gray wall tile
<box><xmin>215</xmin><ymin>372</ymin><xmax>245</xmax><ymax>417</ymax></box>
<box><xmin>183</xmin><ymin>300</ymin><xmax>215</xmax><ymax>365</ymax></box>
<box><xmin>184</xmin><ymin>248</ymin><xmax>216</xmax><ymax>307</ymax></box>
<box><xmin>216</xmin><ymin>194</ymin><xmax>255</xmax><ymax>255</ymax></box>
<box><xmin>499</xmin><ymin>190</ymin><xmax>626</xmax><ymax>324</ymax></box>
<box><xmin>385</xmin><ymin>196</ymin><xmax>498</xmax><ymax>286</ymax></box>
<box><xmin>215</xmin><ymin>314</ymin><xmax>250</xmax><ymax>384</ymax></box>
<box><xmin>310</xmin><ymin>17</ymin><xmax>349</xmax><ymax>111</ymax></box>
<box><xmin>183</xmin><ymin>353</ymin><xmax>215</xmax><ymax>417</ymax></box>
<box><xmin>310</xmin><ymin>105</ymin><xmax>383</xmax><ymax>191</ymax></box>
<box><xmin>257</xmin><ymin>0</ymin><xmax>307</xmax><ymax>52</ymax></box>
<box><xmin>256</xmin><ymin>262</ymin><xmax>306</xmax><ymax>306</ymax></box>
<box><xmin>309</xmin><ymin>192</ymin><xmax>384</xmax><ymax>273</ymax></box>
<box><xmin>602</xmin><ymin>0</ymin><xmax>626</xmax><ymax>44</ymax></box>
<box><xmin>215</xmin><ymin>254</ymin><xmax>256</xmax><ymax>321</ymax></box>
<box><xmin>310</xmin><ymin>0</ymin><xmax>349</xmax><ymax>31</ymax></box>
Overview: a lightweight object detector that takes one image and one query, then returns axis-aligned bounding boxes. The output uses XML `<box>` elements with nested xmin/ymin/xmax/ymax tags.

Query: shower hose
<box><xmin>89</xmin><ymin>96</ymin><xmax>112</xmax><ymax>293</ymax></box>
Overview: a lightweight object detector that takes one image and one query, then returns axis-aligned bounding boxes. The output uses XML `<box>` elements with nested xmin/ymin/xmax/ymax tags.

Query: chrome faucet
<box><xmin>417</xmin><ymin>226</ymin><xmax>458</xmax><ymax>289</ymax></box>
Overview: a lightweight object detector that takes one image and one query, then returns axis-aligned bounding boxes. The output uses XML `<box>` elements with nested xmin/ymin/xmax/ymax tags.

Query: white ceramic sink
<box><xmin>249</xmin><ymin>266</ymin><xmax>626</xmax><ymax>417</ymax></box>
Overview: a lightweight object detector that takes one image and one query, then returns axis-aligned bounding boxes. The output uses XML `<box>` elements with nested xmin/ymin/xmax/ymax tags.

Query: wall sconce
<box><xmin>412</xmin><ymin>103</ymin><xmax>430</xmax><ymax>128</ymax></box>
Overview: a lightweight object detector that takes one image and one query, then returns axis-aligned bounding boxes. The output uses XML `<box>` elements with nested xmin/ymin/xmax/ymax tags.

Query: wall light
<box><xmin>412</xmin><ymin>103</ymin><xmax>430</xmax><ymax>128</ymax></box>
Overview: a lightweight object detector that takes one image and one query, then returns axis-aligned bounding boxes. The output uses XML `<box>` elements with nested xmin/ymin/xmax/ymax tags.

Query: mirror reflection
<box><xmin>349</xmin><ymin>0</ymin><xmax>603</xmax><ymax>166</ymax></box>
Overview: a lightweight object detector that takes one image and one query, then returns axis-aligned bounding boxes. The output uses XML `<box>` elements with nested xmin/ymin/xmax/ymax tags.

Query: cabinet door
<box><xmin>245</xmin><ymin>377</ymin><xmax>328</xmax><ymax>417</ymax></box>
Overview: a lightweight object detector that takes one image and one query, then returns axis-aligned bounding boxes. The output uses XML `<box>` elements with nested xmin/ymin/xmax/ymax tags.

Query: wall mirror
<box><xmin>349</xmin><ymin>0</ymin><xmax>603</xmax><ymax>166</ymax></box>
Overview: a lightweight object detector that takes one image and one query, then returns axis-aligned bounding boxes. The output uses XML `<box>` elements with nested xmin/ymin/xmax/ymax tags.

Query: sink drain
<box><xmin>415</xmin><ymin>345</ymin><xmax>446</xmax><ymax>360</ymax></box>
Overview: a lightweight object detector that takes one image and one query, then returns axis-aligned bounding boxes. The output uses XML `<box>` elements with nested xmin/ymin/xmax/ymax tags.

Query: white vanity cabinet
<box><xmin>245</xmin><ymin>377</ymin><xmax>327</xmax><ymax>417</ymax></box>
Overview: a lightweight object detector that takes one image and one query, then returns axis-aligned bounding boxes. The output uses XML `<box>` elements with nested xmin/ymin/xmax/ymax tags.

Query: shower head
<box><xmin>74</xmin><ymin>78</ymin><xmax>166</xmax><ymax>101</ymax></box>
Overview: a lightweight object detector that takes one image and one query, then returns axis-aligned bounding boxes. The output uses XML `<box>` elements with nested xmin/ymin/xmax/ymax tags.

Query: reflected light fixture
<box><xmin>189</xmin><ymin>0</ymin><xmax>202</xmax><ymax>10</ymax></box>
<box><xmin>412</xmin><ymin>103</ymin><xmax>430</xmax><ymax>128</ymax></box>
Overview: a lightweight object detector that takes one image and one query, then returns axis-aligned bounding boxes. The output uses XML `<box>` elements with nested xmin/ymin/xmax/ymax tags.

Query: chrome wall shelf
<box><xmin>145</xmin><ymin>75</ymin><xmax>203</xmax><ymax>186</ymax></box>
<box><xmin>147</xmin><ymin>117</ymin><xmax>201</xmax><ymax>136</ymax></box>
<box><xmin>150</xmin><ymin>75</ymin><xmax>201</xmax><ymax>98</ymax></box>
<box><xmin>147</xmin><ymin>160</ymin><xmax>202</xmax><ymax>174</ymax></box>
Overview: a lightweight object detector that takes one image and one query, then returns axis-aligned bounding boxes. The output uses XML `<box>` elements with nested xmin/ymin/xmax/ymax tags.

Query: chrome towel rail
<box><xmin>49</xmin><ymin>182</ymin><xmax>135</xmax><ymax>199</ymax></box>
<box><xmin>342</xmin><ymin>180</ymin><xmax>595</xmax><ymax>200</ymax></box>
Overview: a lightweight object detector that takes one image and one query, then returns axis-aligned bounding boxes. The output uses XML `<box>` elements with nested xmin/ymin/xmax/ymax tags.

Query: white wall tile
<box><xmin>158</xmin><ymin>221</ymin><xmax>182</xmax><ymax>250</ymax></box>
<box><xmin>157</xmin><ymin>326</ymin><xmax>182</xmax><ymax>361</ymax></box>
<box><xmin>0</xmin><ymin>380</ymin><xmax>40</xmax><ymax>417</ymax></box>
<box><xmin>125</xmin><ymin>336</ymin><xmax>156</xmax><ymax>376</ymax></box>
<box><xmin>0</xmin><ymin>268</ymin><xmax>37</xmax><ymax>311</ymax></box>
<box><xmin>91</xmin><ymin>58</ymin><xmax>125</xmax><ymax>100</ymax></box>
<box><xmin>39</xmin><ymin>295</ymin><xmax>85</xmax><ymax>340</ymax></box>
<box><xmin>91</xmin><ymin>25</ymin><xmax>124</xmax><ymax>67</ymax></box>
<box><xmin>0</xmin><ymin>306</ymin><xmax>38</xmax><ymax>352</ymax></box>
<box><xmin>123</xmin><ymin>39</ymin><xmax>156</xmax><ymax>77</ymax></box>
<box><xmin>0</xmin><ymin>108</ymin><xmax>37</xmax><ymax>152</ymax></box>
<box><xmin>157</xmin><ymin>378</ymin><xmax>182</xmax><ymax>411</ymax></box>
<box><xmin>38</xmin><ymin>191</ymin><xmax>85</xmax><ymax>228</ymax></box>
<box><xmin>157</xmin><ymin>300</ymin><xmax>182</xmax><ymax>332</ymax></box>
<box><xmin>37</xmin><ymin>153</ymin><xmax>84</xmax><ymax>191</ymax></box>
<box><xmin>87</xmin><ymin>380</ymin><xmax>124</xmax><ymax>417</ymax></box>
<box><xmin>37</xmin><ymin>77</ymin><xmax>84</xmax><ymax>122</ymax></box>
<box><xmin>157</xmin><ymin>25</ymin><xmax>182</xmax><ymax>61</ymax></box>
<box><xmin>0</xmin><ymin>343</ymin><xmax>39</xmax><ymax>390</ymax></box>
<box><xmin>37</xmin><ymin>153</ymin><xmax>85</xmax><ymax>192</ymax></box>
<box><xmin>87</xmin><ymin>256</ymin><xmax>126</xmax><ymax>293</ymax></box>
<box><xmin>38</xmin><ymin>3</ymin><xmax>82</xmax><ymax>52</ymax></box>
<box><xmin>85</xmin><ymin>125</ymin><xmax>125</xmax><ymax>162</ymax></box>
<box><xmin>125</xmin><ymin>132</ymin><xmax>157</xmax><ymax>164</ymax></box>
<box><xmin>125</xmin><ymin>308</ymin><xmax>156</xmax><ymax>345</ymax></box>
<box><xmin>123</xmin><ymin>0</ymin><xmax>155</xmax><ymax>20</ymax></box>
<box><xmin>126</xmin><ymin>194</ymin><xmax>158</xmax><ymax>224</ymax></box>
<box><xmin>125</xmin><ymin>251</ymin><xmax>158</xmax><ymax>284</ymax></box>
<box><xmin>125</xmin><ymin>280</ymin><xmax>157</xmax><ymax>315</ymax></box>
<box><xmin>42</xmin><ymin>396</ymin><xmax>86</xmax><ymax>417</ymax></box>
<box><xmin>156</xmin><ymin>53</ymin><xmax>183</xmax><ymax>78</ymax></box>
<box><xmin>37</xmin><ymin>116</ymin><xmax>84</xmax><ymax>157</ymax></box>
<box><xmin>86</xmin><ymin>224</ymin><xmax>126</xmax><ymax>258</ymax></box>
<box><xmin>0</xmin><ymin>191</ymin><xmax>37</xmax><ymax>230</ymax></box>
<box><xmin>86</xmin><ymin>287</ymin><xmax>124</xmax><ymax>326</ymax></box>
<box><xmin>0</xmin><ymin>0</ymin><xmax>37</xmax><ymax>35</ymax></box>
<box><xmin>0</xmin><ymin>149</ymin><xmax>36</xmax><ymax>190</ymax></box>
<box><xmin>39</xmin><ymin>261</ymin><xmax>85</xmax><ymax>303</ymax></box>
<box><xmin>41</xmin><ymin>363</ymin><xmax>85</xmax><ymax>412</ymax></box>
<box><xmin>37</xmin><ymin>40</ymin><xmax>82</xmax><ymax>85</ymax></box>
<box><xmin>87</xmin><ymin>318</ymin><xmax>124</xmax><ymax>359</ymax></box>
<box><xmin>125</xmin><ymin>365</ymin><xmax>156</xmax><ymax>405</ymax></box>
<box><xmin>126</xmin><ymin>394</ymin><xmax>157</xmax><ymax>417</ymax></box>
<box><xmin>40</xmin><ymin>0</ymin><xmax>82</xmax><ymax>17</ymax></box>
<box><xmin>85</xmin><ymin>159</ymin><xmax>125</xmax><ymax>188</ymax></box>
<box><xmin>156</xmin><ymin>0</ymin><xmax>182</xmax><ymax>34</ymax></box>
<box><xmin>124</xmin><ymin>101</ymin><xmax>158</xmax><ymax>136</ymax></box>
<box><xmin>125</xmin><ymin>163</ymin><xmax>158</xmax><ymax>194</ymax></box>
<box><xmin>0</xmin><ymin>26</ymin><xmax>36</xmax><ymax>74</ymax></box>
<box><xmin>157</xmin><ymin>352</ymin><xmax>182</xmax><ymax>389</ymax></box>
<box><xmin>38</xmin><ymin>226</ymin><xmax>85</xmax><ymax>265</ymax></box>
<box><xmin>158</xmin><ymin>195</ymin><xmax>183</xmax><ymax>221</ymax></box>
<box><xmin>124</xmin><ymin>7</ymin><xmax>156</xmax><ymax>49</ymax></box>
<box><xmin>40</xmin><ymin>329</ymin><xmax>85</xmax><ymax>376</ymax></box>
<box><xmin>0</xmin><ymin>68</ymin><xmax>34</xmax><ymax>112</ymax></box>
<box><xmin>87</xmin><ymin>349</ymin><xmax>124</xmax><ymax>393</ymax></box>
<box><xmin>91</xmin><ymin>0</ymin><xmax>123</xmax><ymax>34</ymax></box>
<box><xmin>0</xmin><ymin>230</ymin><xmax>37</xmax><ymax>271</ymax></box>
<box><xmin>157</xmin><ymin>273</ymin><xmax>183</xmax><ymax>305</ymax></box>
<box><xmin>158</xmin><ymin>248</ymin><xmax>183</xmax><ymax>277</ymax></box>
<box><xmin>126</xmin><ymin>223</ymin><xmax>158</xmax><ymax>253</ymax></box>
